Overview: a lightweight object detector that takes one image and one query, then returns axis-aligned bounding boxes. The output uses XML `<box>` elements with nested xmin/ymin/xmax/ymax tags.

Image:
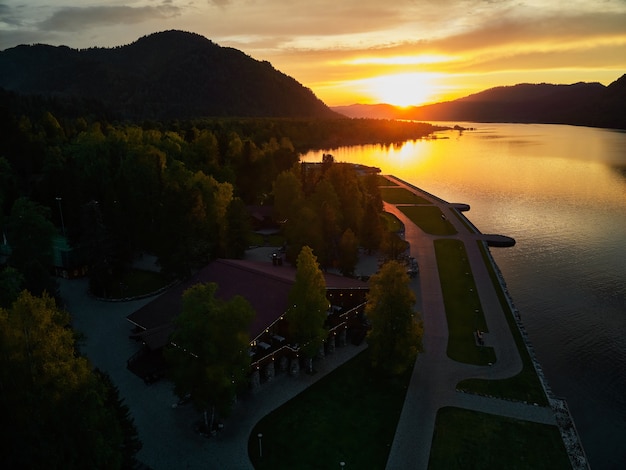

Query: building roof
<box><xmin>126</xmin><ymin>258</ymin><xmax>369</xmax><ymax>348</ymax></box>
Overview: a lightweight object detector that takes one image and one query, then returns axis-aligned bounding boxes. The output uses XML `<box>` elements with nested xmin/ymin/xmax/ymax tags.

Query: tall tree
<box><xmin>286</xmin><ymin>246</ymin><xmax>328</xmax><ymax>372</ymax></box>
<box><xmin>365</xmin><ymin>261</ymin><xmax>423</xmax><ymax>376</ymax></box>
<box><xmin>165</xmin><ymin>283</ymin><xmax>254</xmax><ymax>431</ymax></box>
<box><xmin>338</xmin><ymin>228</ymin><xmax>359</xmax><ymax>277</ymax></box>
<box><xmin>6</xmin><ymin>197</ymin><xmax>57</xmax><ymax>296</ymax></box>
<box><xmin>0</xmin><ymin>291</ymin><xmax>140</xmax><ymax>468</ymax></box>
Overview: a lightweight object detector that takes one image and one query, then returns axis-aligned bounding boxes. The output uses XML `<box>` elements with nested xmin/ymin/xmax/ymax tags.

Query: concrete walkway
<box><xmin>383</xmin><ymin>176</ymin><xmax>555</xmax><ymax>469</ymax></box>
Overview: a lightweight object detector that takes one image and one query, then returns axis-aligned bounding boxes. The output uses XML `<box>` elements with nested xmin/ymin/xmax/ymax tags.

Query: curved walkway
<box><xmin>383</xmin><ymin>176</ymin><xmax>555</xmax><ymax>469</ymax></box>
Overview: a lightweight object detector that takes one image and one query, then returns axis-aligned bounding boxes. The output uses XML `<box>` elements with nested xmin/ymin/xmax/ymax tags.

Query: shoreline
<box><xmin>384</xmin><ymin>174</ymin><xmax>588</xmax><ymax>469</ymax></box>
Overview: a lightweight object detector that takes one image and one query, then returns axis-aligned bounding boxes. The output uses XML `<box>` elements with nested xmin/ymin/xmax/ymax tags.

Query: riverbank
<box><xmin>382</xmin><ymin>175</ymin><xmax>587</xmax><ymax>469</ymax></box>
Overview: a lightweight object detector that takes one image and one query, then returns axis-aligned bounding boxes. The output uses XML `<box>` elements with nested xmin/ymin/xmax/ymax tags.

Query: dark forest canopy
<box><xmin>0</xmin><ymin>30</ymin><xmax>339</xmax><ymax>120</ymax></box>
<box><xmin>0</xmin><ymin>89</ymin><xmax>442</xmax><ymax>295</ymax></box>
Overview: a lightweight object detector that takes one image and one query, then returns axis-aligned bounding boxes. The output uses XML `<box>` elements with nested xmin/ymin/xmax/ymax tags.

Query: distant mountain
<box><xmin>333</xmin><ymin>75</ymin><xmax>626</xmax><ymax>130</ymax></box>
<box><xmin>0</xmin><ymin>30</ymin><xmax>339</xmax><ymax>120</ymax></box>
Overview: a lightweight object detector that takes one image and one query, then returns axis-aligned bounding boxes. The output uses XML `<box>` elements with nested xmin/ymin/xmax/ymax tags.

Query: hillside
<box><xmin>0</xmin><ymin>30</ymin><xmax>339</xmax><ymax>120</ymax></box>
<box><xmin>333</xmin><ymin>75</ymin><xmax>626</xmax><ymax>130</ymax></box>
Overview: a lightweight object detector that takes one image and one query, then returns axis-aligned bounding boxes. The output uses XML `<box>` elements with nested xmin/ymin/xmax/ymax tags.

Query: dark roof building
<box><xmin>126</xmin><ymin>258</ymin><xmax>369</xmax><ymax>379</ymax></box>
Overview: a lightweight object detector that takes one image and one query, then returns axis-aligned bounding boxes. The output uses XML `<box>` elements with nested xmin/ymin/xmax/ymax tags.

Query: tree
<box><xmin>272</xmin><ymin>168</ymin><xmax>303</xmax><ymax>222</ymax></box>
<box><xmin>223</xmin><ymin>197</ymin><xmax>252</xmax><ymax>258</ymax></box>
<box><xmin>0</xmin><ymin>291</ymin><xmax>139</xmax><ymax>468</ymax></box>
<box><xmin>6</xmin><ymin>197</ymin><xmax>57</xmax><ymax>296</ymax></box>
<box><xmin>286</xmin><ymin>246</ymin><xmax>328</xmax><ymax>372</ymax></box>
<box><xmin>165</xmin><ymin>283</ymin><xmax>254</xmax><ymax>432</ymax></box>
<box><xmin>365</xmin><ymin>261</ymin><xmax>423</xmax><ymax>376</ymax></box>
<box><xmin>338</xmin><ymin>228</ymin><xmax>359</xmax><ymax>277</ymax></box>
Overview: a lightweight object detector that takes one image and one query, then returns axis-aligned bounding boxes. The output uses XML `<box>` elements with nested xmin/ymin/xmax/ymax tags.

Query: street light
<box><xmin>55</xmin><ymin>197</ymin><xmax>66</xmax><ymax>237</ymax></box>
<box><xmin>257</xmin><ymin>433</ymin><xmax>263</xmax><ymax>458</ymax></box>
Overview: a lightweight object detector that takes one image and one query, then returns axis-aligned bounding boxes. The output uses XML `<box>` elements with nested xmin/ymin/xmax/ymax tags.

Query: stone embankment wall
<box><xmin>483</xmin><ymin>243</ymin><xmax>590</xmax><ymax>470</ymax></box>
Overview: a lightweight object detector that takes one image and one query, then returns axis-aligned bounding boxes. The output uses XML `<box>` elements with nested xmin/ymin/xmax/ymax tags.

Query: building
<box><xmin>126</xmin><ymin>257</ymin><xmax>369</xmax><ymax>385</ymax></box>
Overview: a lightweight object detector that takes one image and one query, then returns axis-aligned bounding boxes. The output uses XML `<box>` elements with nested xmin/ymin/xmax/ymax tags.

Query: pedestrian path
<box><xmin>382</xmin><ymin>175</ymin><xmax>555</xmax><ymax>469</ymax></box>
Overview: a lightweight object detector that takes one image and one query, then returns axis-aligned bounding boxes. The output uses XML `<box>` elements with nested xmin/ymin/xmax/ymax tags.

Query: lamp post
<box><xmin>257</xmin><ymin>433</ymin><xmax>263</xmax><ymax>458</ymax></box>
<box><xmin>55</xmin><ymin>197</ymin><xmax>66</xmax><ymax>237</ymax></box>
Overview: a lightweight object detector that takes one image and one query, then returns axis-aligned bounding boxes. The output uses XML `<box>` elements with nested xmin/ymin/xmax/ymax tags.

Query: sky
<box><xmin>1</xmin><ymin>0</ymin><xmax>625</xmax><ymax>107</ymax></box>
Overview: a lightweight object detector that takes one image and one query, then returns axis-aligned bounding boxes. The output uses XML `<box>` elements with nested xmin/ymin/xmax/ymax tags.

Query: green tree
<box><xmin>338</xmin><ymin>228</ymin><xmax>359</xmax><ymax>277</ymax></box>
<box><xmin>366</xmin><ymin>261</ymin><xmax>422</xmax><ymax>376</ymax></box>
<box><xmin>223</xmin><ymin>197</ymin><xmax>252</xmax><ymax>258</ymax></box>
<box><xmin>0</xmin><ymin>266</ymin><xmax>24</xmax><ymax>308</ymax></box>
<box><xmin>165</xmin><ymin>283</ymin><xmax>254</xmax><ymax>432</ymax></box>
<box><xmin>272</xmin><ymin>168</ymin><xmax>303</xmax><ymax>222</ymax></box>
<box><xmin>7</xmin><ymin>197</ymin><xmax>57</xmax><ymax>296</ymax></box>
<box><xmin>0</xmin><ymin>291</ymin><xmax>139</xmax><ymax>468</ymax></box>
<box><xmin>286</xmin><ymin>246</ymin><xmax>328</xmax><ymax>372</ymax></box>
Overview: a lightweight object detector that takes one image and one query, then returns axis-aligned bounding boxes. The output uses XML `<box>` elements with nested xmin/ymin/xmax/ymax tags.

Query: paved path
<box><xmin>383</xmin><ymin>176</ymin><xmax>555</xmax><ymax>469</ymax></box>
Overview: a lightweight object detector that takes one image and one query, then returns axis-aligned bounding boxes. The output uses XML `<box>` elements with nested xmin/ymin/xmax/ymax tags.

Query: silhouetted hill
<box><xmin>333</xmin><ymin>75</ymin><xmax>626</xmax><ymax>129</ymax></box>
<box><xmin>0</xmin><ymin>30</ymin><xmax>339</xmax><ymax>120</ymax></box>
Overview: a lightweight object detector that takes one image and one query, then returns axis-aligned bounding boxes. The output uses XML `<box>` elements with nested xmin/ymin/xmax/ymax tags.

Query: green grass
<box><xmin>381</xmin><ymin>187</ymin><xmax>431</xmax><ymax>205</ymax></box>
<box><xmin>115</xmin><ymin>269</ymin><xmax>169</xmax><ymax>298</ymax></box>
<box><xmin>399</xmin><ymin>206</ymin><xmax>457</xmax><ymax>236</ymax></box>
<box><xmin>248</xmin><ymin>349</ymin><xmax>413</xmax><ymax>469</ymax></box>
<box><xmin>250</xmin><ymin>232</ymin><xmax>286</xmax><ymax>247</ymax></box>
<box><xmin>456</xmin><ymin>242</ymin><xmax>548</xmax><ymax>406</ymax></box>
<box><xmin>429</xmin><ymin>407</ymin><xmax>571</xmax><ymax>469</ymax></box>
<box><xmin>382</xmin><ymin>211</ymin><xmax>404</xmax><ymax>233</ymax></box>
<box><xmin>376</xmin><ymin>175</ymin><xmax>398</xmax><ymax>186</ymax></box>
<box><xmin>434</xmin><ymin>239</ymin><xmax>496</xmax><ymax>365</ymax></box>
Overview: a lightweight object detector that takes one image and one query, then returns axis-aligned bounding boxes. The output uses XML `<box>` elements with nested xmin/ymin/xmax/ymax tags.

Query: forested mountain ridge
<box><xmin>333</xmin><ymin>74</ymin><xmax>626</xmax><ymax>130</ymax></box>
<box><xmin>0</xmin><ymin>30</ymin><xmax>339</xmax><ymax>120</ymax></box>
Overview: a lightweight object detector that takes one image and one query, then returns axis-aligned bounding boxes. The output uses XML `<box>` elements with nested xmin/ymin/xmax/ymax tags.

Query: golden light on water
<box><xmin>301</xmin><ymin>125</ymin><xmax>626</xmax><ymax>211</ymax></box>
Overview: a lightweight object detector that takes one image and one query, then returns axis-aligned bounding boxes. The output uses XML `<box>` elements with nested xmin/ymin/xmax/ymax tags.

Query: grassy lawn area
<box><xmin>250</xmin><ymin>232</ymin><xmax>286</xmax><ymax>247</ymax></box>
<box><xmin>399</xmin><ymin>206</ymin><xmax>457</xmax><ymax>236</ymax></box>
<box><xmin>382</xmin><ymin>211</ymin><xmax>404</xmax><ymax>233</ymax></box>
<box><xmin>376</xmin><ymin>175</ymin><xmax>398</xmax><ymax>186</ymax></box>
<box><xmin>115</xmin><ymin>269</ymin><xmax>169</xmax><ymax>298</ymax></box>
<box><xmin>381</xmin><ymin>186</ymin><xmax>431</xmax><ymax>205</ymax></box>
<box><xmin>429</xmin><ymin>407</ymin><xmax>571</xmax><ymax>469</ymax></box>
<box><xmin>434</xmin><ymin>239</ymin><xmax>496</xmax><ymax>365</ymax></box>
<box><xmin>248</xmin><ymin>349</ymin><xmax>413</xmax><ymax>469</ymax></box>
<box><xmin>456</xmin><ymin>243</ymin><xmax>548</xmax><ymax>406</ymax></box>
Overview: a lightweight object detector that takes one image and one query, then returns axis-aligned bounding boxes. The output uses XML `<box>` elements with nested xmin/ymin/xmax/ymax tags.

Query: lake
<box><xmin>302</xmin><ymin>123</ymin><xmax>626</xmax><ymax>469</ymax></box>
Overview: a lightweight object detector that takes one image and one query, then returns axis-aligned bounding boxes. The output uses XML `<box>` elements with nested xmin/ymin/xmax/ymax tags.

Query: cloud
<box><xmin>38</xmin><ymin>4</ymin><xmax>182</xmax><ymax>32</ymax></box>
<box><xmin>0</xmin><ymin>3</ymin><xmax>20</xmax><ymax>27</ymax></box>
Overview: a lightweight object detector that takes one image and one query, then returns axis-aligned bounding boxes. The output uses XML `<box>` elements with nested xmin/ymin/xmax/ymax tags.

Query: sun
<box><xmin>367</xmin><ymin>73</ymin><xmax>440</xmax><ymax>107</ymax></box>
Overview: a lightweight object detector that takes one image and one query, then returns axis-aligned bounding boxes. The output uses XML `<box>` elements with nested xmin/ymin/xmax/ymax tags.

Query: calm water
<box><xmin>302</xmin><ymin>123</ymin><xmax>626</xmax><ymax>469</ymax></box>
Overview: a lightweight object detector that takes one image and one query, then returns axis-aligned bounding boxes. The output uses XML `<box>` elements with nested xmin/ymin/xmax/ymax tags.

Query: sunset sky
<box><xmin>1</xmin><ymin>0</ymin><xmax>625</xmax><ymax>107</ymax></box>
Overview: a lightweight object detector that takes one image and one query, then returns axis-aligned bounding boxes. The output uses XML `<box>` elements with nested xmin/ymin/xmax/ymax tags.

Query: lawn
<box><xmin>248</xmin><ymin>349</ymin><xmax>413</xmax><ymax>469</ymax></box>
<box><xmin>429</xmin><ymin>407</ymin><xmax>571</xmax><ymax>469</ymax></box>
<box><xmin>376</xmin><ymin>175</ymin><xmax>398</xmax><ymax>186</ymax></box>
<box><xmin>456</xmin><ymin>242</ymin><xmax>548</xmax><ymax>405</ymax></box>
<box><xmin>399</xmin><ymin>206</ymin><xmax>457</xmax><ymax>236</ymax></box>
<box><xmin>382</xmin><ymin>211</ymin><xmax>404</xmax><ymax>233</ymax></box>
<box><xmin>380</xmin><ymin>186</ymin><xmax>431</xmax><ymax>205</ymax></box>
<box><xmin>115</xmin><ymin>269</ymin><xmax>170</xmax><ymax>298</ymax></box>
<box><xmin>434</xmin><ymin>239</ymin><xmax>496</xmax><ymax>365</ymax></box>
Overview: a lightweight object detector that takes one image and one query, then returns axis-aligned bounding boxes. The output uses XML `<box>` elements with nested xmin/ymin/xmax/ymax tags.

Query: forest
<box><xmin>0</xmin><ymin>88</ymin><xmax>442</xmax><ymax>305</ymax></box>
<box><xmin>0</xmin><ymin>83</ymin><xmax>445</xmax><ymax>467</ymax></box>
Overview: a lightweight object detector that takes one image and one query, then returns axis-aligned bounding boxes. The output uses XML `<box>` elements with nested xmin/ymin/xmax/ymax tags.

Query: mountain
<box><xmin>0</xmin><ymin>30</ymin><xmax>339</xmax><ymax>120</ymax></box>
<box><xmin>333</xmin><ymin>75</ymin><xmax>626</xmax><ymax>129</ymax></box>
